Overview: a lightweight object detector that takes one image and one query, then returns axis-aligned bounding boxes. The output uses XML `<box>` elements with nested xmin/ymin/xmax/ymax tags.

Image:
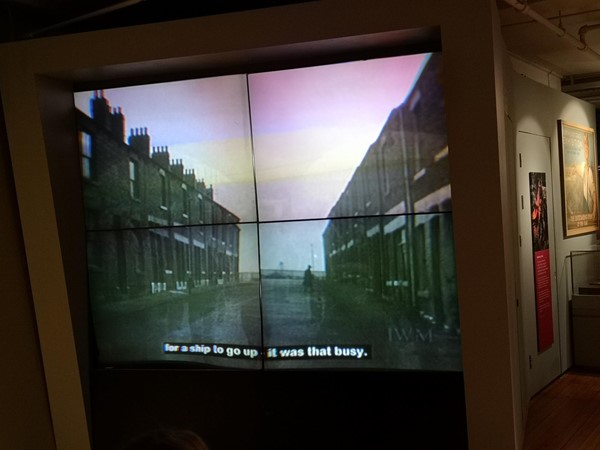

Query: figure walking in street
<box><xmin>303</xmin><ymin>265</ymin><xmax>313</xmax><ymax>293</ymax></box>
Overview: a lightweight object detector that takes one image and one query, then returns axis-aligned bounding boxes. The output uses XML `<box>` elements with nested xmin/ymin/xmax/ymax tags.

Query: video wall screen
<box><xmin>75</xmin><ymin>52</ymin><xmax>461</xmax><ymax>371</ymax></box>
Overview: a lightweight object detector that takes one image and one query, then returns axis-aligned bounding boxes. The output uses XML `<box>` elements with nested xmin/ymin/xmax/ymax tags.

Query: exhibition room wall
<box><xmin>0</xmin><ymin>0</ymin><xmax>523</xmax><ymax>448</ymax></box>
<box><xmin>512</xmin><ymin>73</ymin><xmax>596</xmax><ymax>398</ymax></box>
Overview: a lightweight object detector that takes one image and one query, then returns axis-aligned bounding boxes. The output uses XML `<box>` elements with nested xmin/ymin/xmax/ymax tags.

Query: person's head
<box><xmin>121</xmin><ymin>429</ymin><xmax>209</xmax><ymax>450</ymax></box>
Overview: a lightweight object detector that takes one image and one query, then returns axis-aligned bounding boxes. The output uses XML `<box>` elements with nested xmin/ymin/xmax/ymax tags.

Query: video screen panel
<box><xmin>259</xmin><ymin>215</ymin><xmax>460</xmax><ymax>371</ymax></box>
<box><xmin>75</xmin><ymin>51</ymin><xmax>461</xmax><ymax>371</ymax></box>
<box><xmin>87</xmin><ymin>224</ymin><xmax>262</xmax><ymax>369</ymax></box>
<box><xmin>75</xmin><ymin>74</ymin><xmax>257</xmax><ymax>232</ymax></box>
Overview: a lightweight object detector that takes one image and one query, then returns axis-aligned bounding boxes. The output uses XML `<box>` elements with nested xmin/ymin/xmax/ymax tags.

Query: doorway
<box><xmin>516</xmin><ymin>130</ymin><xmax>562</xmax><ymax>398</ymax></box>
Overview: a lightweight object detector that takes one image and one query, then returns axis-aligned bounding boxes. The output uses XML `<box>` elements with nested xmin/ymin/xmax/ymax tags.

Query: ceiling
<box><xmin>0</xmin><ymin>0</ymin><xmax>314</xmax><ymax>41</ymax></box>
<box><xmin>1</xmin><ymin>0</ymin><xmax>600</xmax><ymax>107</ymax></box>
<box><xmin>497</xmin><ymin>0</ymin><xmax>600</xmax><ymax>107</ymax></box>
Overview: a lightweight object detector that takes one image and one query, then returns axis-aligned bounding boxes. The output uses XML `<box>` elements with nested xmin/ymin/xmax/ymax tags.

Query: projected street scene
<box><xmin>254</xmin><ymin>53</ymin><xmax>460</xmax><ymax>370</ymax></box>
<box><xmin>75</xmin><ymin>74</ymin><xmax>257</xmax><ymax>231</ymax></box>
<box><xmin>76</xmin><ymin>52</ymin><xmax>461</xmax><ymax>371</ymax></box>
<box><xmin>260</xmin><ymin>215</ymin><xmax>460</xmax><ymax>371</ymax></box>
<box><xmin>76</xmin><ymin>77</ymin><xmax>262</xmax><ymax>368</ymax></box>
<box><xmin>87</xmin><ymin>224</ymin><xmax>262</xmax><ymax>369</ymax></box>
<box><xmin>250</xmin><ymin>53</ymin><xmax>450</xmax><ymax>222</ymax></box>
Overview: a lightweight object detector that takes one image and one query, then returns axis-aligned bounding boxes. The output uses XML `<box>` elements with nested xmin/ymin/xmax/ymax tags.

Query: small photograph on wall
<box><xmin>529</xmin><ymin>172</ymin><xmax>554</xmax><ymax>352</ymax></box>
<box><xmin>558</xmin><ymin>120</ymin><xmax>599</xmax><ymax>237</ymax></box>
<box><xmin>530</xmin><ymin>172</ymin><xmax>549</xmax><ymax>252</ymax></box>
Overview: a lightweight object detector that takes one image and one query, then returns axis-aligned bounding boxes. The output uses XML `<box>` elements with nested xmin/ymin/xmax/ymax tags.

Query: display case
<box><xmin>570</xmin><ymin>250</ymin><xmax>600</xmax><ymax>368</ymax></box>
<box><xmin>571</xmin><ymin>250</ymin><xmax>600</xmax><ymax>296</ymax></box>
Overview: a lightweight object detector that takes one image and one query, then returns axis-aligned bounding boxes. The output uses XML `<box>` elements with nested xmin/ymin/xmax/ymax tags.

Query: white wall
<box><xmin>512</xmin><ymin>72</ymin><xmax>596</xmax><ymax>384</ymax></box>
<box><xmin>510</xmin><ymin>55</ymin><xmax>562</xmax><ymax>91</ymax></box>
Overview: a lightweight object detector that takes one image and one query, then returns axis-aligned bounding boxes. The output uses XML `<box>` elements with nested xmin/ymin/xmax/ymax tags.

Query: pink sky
<box><xmin>250</xmin><ymin>53</ymin><xmax>427</xmax><ymax>222</ymax></box>
<box><xmin>249</xmin><ymin>54</ymin><xmax>426</xmax><ymax>135</ymax></box>
<box><xmin>75</xmin><ymin>75</ymin><xmax>251</xmax><ymax>146</ymax></box>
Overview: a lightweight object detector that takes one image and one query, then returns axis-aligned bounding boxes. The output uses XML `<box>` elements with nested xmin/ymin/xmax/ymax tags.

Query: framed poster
<box><xmin>558</xmin><ymin>120</ymin><xmax>599</xmax><ymax>237</ymax></box>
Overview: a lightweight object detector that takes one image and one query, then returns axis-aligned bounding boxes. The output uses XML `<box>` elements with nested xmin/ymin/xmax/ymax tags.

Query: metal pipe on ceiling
<box><xmin>580</xmin><ymin>23</ymin><xmax>600</xmax><ymax>47</ymax></box>
<box><xmin>503</xmin><ymin>0</ymin><xmax>600</xmax><ymax>60</ymax></box>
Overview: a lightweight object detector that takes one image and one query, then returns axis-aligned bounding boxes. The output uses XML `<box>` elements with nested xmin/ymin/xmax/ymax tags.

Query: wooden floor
<box><xmin>524</xmin><ymin>371</ymin><xmax>600</xmax><ymax>449</ymax></box>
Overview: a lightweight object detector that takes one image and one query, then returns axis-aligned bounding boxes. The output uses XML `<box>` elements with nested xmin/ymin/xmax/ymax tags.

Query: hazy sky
<box><xmin>250</xmin><ymin>53</ymin><xmax>427</xmax><ymax>222</ymax></box>
<box><xmin>75</xmin><ymin>53</ymin><xmax>432</xmax><ymax>271</ymax></box>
